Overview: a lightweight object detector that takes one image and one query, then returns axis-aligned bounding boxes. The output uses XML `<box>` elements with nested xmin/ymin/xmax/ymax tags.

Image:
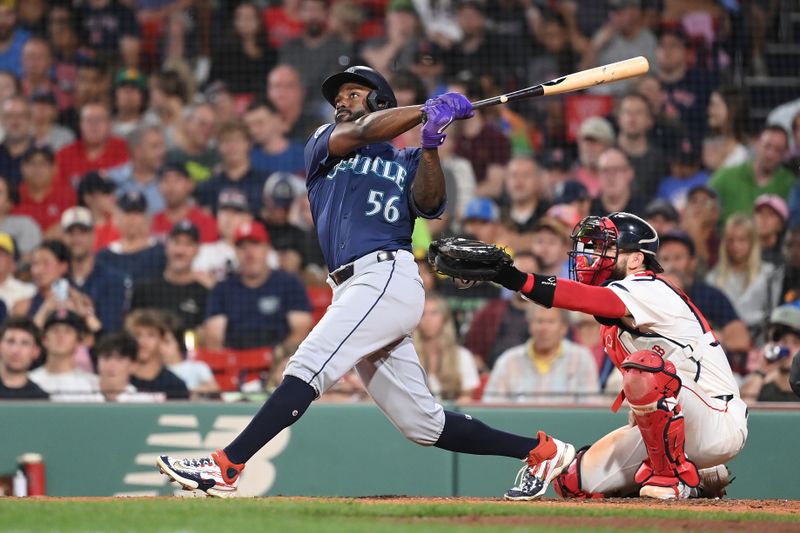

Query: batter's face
<box><xmin>334</xmin><ymin>83</ymin><xmax>371</xmax><ymax>123</ymax></box>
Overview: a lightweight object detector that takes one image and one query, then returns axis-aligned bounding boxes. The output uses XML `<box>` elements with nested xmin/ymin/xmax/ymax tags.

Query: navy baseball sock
<box><xmin>224</xmin><ymin>375</ymin><xmax>316</xmax><ymax>464</ymax></box>
<box><xmin>434</xmin><ymin>411</ymin><xmax>539</xmax><ymax>459</ymax></box>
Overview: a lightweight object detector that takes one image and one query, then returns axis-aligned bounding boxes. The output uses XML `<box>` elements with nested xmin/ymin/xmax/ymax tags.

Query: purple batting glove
<box><xmin>421</xmin><ymin>100</ymin><xmax>455</xmax><ymax>149</ymax></box>
<box><xmin>435</xmin><ymin>92</ymin><xmax>474</xmax><ymax>120</ymax></box>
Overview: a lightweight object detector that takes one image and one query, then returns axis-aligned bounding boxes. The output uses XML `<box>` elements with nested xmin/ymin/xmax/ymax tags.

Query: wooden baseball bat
<box><xmin>471</xmin><ymin>56</ymin><xmax>650</xmax><ymax>110</ymax></box>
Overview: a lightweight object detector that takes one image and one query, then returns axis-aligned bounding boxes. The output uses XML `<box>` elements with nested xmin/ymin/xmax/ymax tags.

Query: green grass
<box><xmin>0</xmin><ymin>498</ymin><xmax>795</xmax><ymax>533</ymax></box>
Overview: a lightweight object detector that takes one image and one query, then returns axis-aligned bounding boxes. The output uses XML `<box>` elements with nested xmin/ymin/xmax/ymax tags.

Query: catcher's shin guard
<box><xmin>554</xmin><ymin>446</ymin><xmax>604</xmax><ymax>499</ymax></box>
<box><xmin>621</xmin><ymin>351</ymin><xmax>699</xmax><ymax>492</ymax></box>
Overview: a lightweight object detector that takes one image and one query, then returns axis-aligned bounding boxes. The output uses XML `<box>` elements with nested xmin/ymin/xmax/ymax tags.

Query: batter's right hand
<box><xmin>435</xmin><ymin>92</ymin><xmax>474</xmax><ymax>120</ymax></box>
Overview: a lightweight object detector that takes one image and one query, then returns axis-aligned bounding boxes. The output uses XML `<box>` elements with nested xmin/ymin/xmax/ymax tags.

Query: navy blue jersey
<box><xmin>304</xmin><ymin>123</ymin><xmax>444</xmax><ymax>271</ymax></box>
<box><xmin>205</xmin><ymin>270</ymin><xmax>311</xmax><ymax>350</ymax></box>
<box><xmin>97</xmin><ymin>242</ymin><xmax>167</xmax><ymax>284</ymax></box>
<box><xmin>70</xmin><ymin>262</ymin><xmax>130</xmax><ymax>333</ymax></box>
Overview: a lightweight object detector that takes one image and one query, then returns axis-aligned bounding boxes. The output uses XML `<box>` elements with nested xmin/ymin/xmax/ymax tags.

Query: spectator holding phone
<box><xmin>741</xmin><ymin>304</ymin><xmax>800</xmax><ymax>402</ymax></box>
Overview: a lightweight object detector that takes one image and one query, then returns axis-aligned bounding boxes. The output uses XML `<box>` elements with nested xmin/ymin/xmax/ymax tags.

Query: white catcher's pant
<box><xmin>284</xmin><ymin>250</ymin><xmax>446</xmax><ymax>445</ymax></box>
<box><xmin>579</xmin><ymin>372</ymin><xmax>749</xmax><ymax>495</ymax></box>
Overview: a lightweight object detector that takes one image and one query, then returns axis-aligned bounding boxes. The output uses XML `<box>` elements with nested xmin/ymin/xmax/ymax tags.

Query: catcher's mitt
<box><xmin>428</xmin><ymin>237</ymin><xmax>512</xmax><ymax>283</ymax></box>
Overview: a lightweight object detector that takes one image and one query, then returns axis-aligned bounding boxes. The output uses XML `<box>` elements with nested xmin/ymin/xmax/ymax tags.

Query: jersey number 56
<box><xmin>366</xmin><ymin>190</ymin><xmax>400</xmax><ymax>223</ymax></box>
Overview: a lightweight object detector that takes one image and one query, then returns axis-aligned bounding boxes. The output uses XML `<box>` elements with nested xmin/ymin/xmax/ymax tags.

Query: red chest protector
<box><xmin>600</xmin><ymin>324</ymin><xmax>627</xmax><ymax>370</ymax></box>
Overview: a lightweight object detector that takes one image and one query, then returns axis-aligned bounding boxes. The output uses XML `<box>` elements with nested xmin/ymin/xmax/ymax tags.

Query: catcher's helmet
<box><xmin>321</xmin><ymin>66</ymin><xmax>397</xmax><ymax>112</ymax></box>
<box><xmin>568</xmin><ymin>211</ymin><xmax>663</xmax><ymax>286</ymax></box>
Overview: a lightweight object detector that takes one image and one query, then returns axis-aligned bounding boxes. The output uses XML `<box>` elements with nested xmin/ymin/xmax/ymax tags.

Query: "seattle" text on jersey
<box><xmin>325</xmin><ymin>154</ymin><xmax>408</xmax><ymax>191</ymax></box>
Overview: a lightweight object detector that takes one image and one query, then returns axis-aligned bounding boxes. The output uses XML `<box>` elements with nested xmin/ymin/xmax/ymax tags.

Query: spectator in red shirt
<box><xmin>13</xmin><ymin>146</ymin><xmax>75</xmax><ymax>235</ymax></box>
<box><xmin>77</xmin><ymin>172</ymin><xmax>119</xmax><ymax>251</ymax></box>
<box><xmin>151</xmin><ymin>163</ymin><xmax>218</xmax><ymax>244</ymax></box>
<box><xmin>56</xmin><ymin>101</ymin><xmax>130</xmax><ymax>188</ymax></box>
<box><xmin>262</xmin><ymin>0</ymin><xmax>304</xmax><ymax>49</ymax></box>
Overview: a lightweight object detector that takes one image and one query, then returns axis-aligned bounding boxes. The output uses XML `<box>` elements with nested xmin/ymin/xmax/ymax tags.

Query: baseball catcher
<box><xmin>430</xmin><ymin>212</ymin><xmax>748</xmax><ymax>499</ymax></box>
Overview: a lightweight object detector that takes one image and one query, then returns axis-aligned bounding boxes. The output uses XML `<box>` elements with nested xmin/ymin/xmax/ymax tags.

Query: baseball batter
<box><xmin>157</xmin><ymin>66</ymin><xmax>575</xmax><ymax>499</ymax></box>
<box><xmin>460</xmin><ymin>212</ymin><xmax>748</xmax><ymax>499</ymax></box>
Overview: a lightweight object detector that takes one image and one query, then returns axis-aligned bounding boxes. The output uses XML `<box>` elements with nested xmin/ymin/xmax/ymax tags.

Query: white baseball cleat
<box><xmin>505</xmin><ymin>431</ymin><xmax>576</xmax><ymax>501</ymax></box>
<box><xmin>157</xmin><ymin>449</ymin><xmax>244</xmax><ymax>498</ymax></box>
<box><xmin>639</xmin><ymin>465</ymin><xmax>733</xmax><ymax>500</ymax></box>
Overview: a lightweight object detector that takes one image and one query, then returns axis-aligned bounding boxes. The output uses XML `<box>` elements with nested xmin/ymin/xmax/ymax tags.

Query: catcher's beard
<box><xmin>608</xmin><ymin>256</ymin><xmax>628</xmax><ymax>281</ymax></box>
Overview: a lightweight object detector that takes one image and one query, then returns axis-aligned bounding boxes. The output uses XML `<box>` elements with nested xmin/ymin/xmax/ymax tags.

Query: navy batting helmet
<box><xmin>321</xmin><ymin>66</ymin><xmax>397</xmax><ymax>112</ymax></box>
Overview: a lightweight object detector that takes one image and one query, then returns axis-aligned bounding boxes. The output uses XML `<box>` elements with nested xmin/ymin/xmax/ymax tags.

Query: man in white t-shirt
<box><xmin>192</xmin><ymin>188</ymin><xmax>253</xmax><ymax>284</ymax></box>
<box><xmin>28</xmin><ymin>309</ymin><xmax>99</xmax><ymax>401</ymax></box>
<box><xmin>0</xmin><ymin>232</ymin><xmax>34</xmax><ymax>310</ymax></box>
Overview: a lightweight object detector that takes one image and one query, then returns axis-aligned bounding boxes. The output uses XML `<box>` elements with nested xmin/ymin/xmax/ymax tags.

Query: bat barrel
<box><xmin>469</xmin><ymin>56</ymin><xmax>649</xmax><ymax>110</ymax></box>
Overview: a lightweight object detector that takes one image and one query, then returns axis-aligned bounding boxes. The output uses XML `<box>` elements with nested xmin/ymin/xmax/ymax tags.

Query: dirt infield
<box><xmin>350</xmin><ymin>496</ymin><xmax>800</xmax><ymax>515</ymax></box>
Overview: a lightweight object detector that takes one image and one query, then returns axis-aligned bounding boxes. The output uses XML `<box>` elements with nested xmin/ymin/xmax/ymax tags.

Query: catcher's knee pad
<box><xmin>632</xmin><ymin>411</ymin><xmax>699</xmax><ymax>488</ymax></box>
<box><xmin>621</xmin><ymin>350</ymin><xmax>698</xmax><ymax>488</ymax></box>
<box><xmin>554</xmin><ymin>446</ymin><xmax>604</xmax><ymax>499</ymax></box>
<box><xmin>621</xmin><ymin>350</ymin><xmax>681</xmax><ymax>407</ymax></box>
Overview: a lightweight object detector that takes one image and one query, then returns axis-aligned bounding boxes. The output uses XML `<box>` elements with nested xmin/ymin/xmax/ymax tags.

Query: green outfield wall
<box><xmin>0</xmin><ymin>403</ymin><xmax>796</xmax><ymax>498</ymax></box>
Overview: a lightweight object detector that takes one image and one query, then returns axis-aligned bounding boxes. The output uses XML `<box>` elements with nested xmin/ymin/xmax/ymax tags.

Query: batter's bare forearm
<box><xmin>412</xmin><ymin>149</ymin><xmax>446</xmax><ymax>214</ymax></box>
<box><xmin>329</xmin><ymin>106</ymin><xmax>422</xmax><ymax>156</ymax></box>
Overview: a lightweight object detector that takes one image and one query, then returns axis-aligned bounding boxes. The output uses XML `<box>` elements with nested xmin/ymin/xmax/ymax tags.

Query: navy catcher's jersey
<box><xmin>304</xmin><ymin>123</ymin><xmax>443</xmax><ymax>271</ymax></box>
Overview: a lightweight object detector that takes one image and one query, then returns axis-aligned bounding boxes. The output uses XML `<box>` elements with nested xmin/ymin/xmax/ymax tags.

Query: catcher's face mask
<box><xmin>568</xmin><ymin>216</ymin><xmax>619</xmax><ymax>286</ymax></box>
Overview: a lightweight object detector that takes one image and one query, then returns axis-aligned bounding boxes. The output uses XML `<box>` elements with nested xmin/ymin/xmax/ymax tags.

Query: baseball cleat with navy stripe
<box><xmin>505</xmin><ymin>431</ymin><xmax>576</xmax><ymax>501</ymax></box>
<box><xmin>157</xmin><ymin>449</ymin><xmax>244</xmax><ymax>498</ymax></box>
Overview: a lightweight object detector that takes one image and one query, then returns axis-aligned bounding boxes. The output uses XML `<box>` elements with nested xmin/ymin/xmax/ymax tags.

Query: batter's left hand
<box><xmin>435</xmin><ymin>92</ymin><xmax>474</xmax><ymax>120</ymax></box>
<box><xmin>421</xmin><ymin>100</ymin><xmax>455</xmax><ymax>149</ymax></box>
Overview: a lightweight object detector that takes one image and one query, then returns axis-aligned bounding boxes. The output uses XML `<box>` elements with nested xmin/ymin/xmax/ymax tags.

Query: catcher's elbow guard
<box><xmin>520</xmin><ymin>274</ymin><xmax>557</xmax><ymax>308</ymax></box>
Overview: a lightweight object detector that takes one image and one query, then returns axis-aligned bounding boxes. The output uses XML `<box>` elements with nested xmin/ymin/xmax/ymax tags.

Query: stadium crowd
<box><xmin>0</xmin><ymin>0</ymin><xmax>799</xmax><ymax>404</ymax></box>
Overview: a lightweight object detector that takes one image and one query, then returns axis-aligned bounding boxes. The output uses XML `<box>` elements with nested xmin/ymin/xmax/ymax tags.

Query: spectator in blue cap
<box><xmin>462</xmin><ymin>196</ymin><xmax>502</xmax><ymax>246</ymax></box>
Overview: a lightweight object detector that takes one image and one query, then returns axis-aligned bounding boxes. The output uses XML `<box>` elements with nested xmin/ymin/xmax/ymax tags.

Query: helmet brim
<box><xmin>321</xmin><ymin>72</ymin><xmax>379</xmax><ymax>108</ymax></box>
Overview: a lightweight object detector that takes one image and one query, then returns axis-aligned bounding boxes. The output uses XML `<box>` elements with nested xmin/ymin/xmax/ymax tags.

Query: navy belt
<box><xmin>329</xmin><ymin>251</ymin><xmax>397</xmax><ymax>286</ymax></box>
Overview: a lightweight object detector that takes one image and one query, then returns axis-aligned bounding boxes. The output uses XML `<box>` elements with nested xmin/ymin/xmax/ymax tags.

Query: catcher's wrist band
<box><xmin>522</xmin><ymin>274</ymin><xmax>535</xmax><ymax>293</ymax></box>
<box><xmin>521</xmin><ymin>273</ymin><xmax>557</xmax><ymax>308</ymax></box>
